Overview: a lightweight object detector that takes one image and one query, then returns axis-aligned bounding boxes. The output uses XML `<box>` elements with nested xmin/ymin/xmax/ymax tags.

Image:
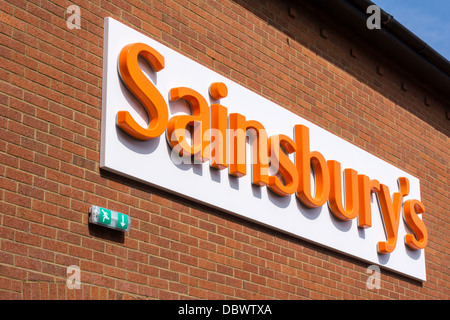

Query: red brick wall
<box><xmin>1</xmin><ymin>0</ymin><xmax>448</xmax><ymax>300</ymax></box>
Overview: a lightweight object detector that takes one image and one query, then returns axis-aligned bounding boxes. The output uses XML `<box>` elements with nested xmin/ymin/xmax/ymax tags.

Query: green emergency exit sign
<box><xmin>89</xmin><ymin>206</ymin><xmax>130</xmax><ymax>232</ymax></box>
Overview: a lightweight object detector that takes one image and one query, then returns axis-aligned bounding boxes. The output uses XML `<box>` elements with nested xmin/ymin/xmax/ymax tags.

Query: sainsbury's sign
<box><xmin>100</xmin><ymin>18</ymin><xmax>427</xmax><ymax>281</ymax></box>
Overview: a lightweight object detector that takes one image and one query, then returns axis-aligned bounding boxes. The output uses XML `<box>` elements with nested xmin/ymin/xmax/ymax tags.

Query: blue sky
<box><xmin>373</xmin><ymin>0</ymin><xmax>450</xmax><ymax>60</ymax></box>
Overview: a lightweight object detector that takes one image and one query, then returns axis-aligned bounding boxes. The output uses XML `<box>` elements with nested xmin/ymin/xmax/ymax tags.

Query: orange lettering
<box><xmin>210</xmin><ymin>104</ymin><xmax>228</xmax><ymax>169</ymax></box>
<box><xmin>229</xmin><ymin>113</ymin><xmax>269</xmax><ymax>186</ymax></box>
<box><xmin>377</xmin><ymin>177</ymin><xmax>409</xmax><ymax>254</ymax></box>
<box><xmin>358</xmin><ymin>175</ymin><xmax>380</xmax><ymax>228</ymax></box>
<box><xmin>209</xmin><ymin>83</ymin><xmax>228</xmax><ymax>170</ymax></box>
<box><xmin>328</xmin><ymin>160</ymin><xmax>359</xmax><ymax>221</ymax></box>
<box><xmin>115</xmin><ymin>42</ymin><xmax>428</xmax><ymax>256</ymax></box>
<box><xmin>295</xmin><ymin>125</ymin><xmax>330</xmax><ymax>208</ymax></box>
<box><xmin>268</xmin><ymin>134</ymin><xmax>298</xmax><ymax>196</ymax></box>
<box><xmin>404</xmin><ymin>199</ymin><xmax>428</xmax><ymax>250</ymax></box>
<box><xmin>209</xmin><ymin>82</ymin><xmax>228</xmax><ymax>100</ymax></box>
<box><xmin>117</xmin><ymin>42</ymin><xmax>168</xmax><ymax>140</ymax></box>
<box><xmin>167</xmin><ymin>87</ymin><xmax>210</xmax><ymax>162</ymax></box>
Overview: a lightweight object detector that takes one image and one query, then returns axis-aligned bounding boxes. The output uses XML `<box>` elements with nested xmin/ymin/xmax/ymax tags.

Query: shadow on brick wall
<box><xmin>231</xmin><ymin>0</ymin><xmax>449</xmax><ymax>138</ymax></box>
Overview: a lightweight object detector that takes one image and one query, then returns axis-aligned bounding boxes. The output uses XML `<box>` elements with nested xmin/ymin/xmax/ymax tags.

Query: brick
<box><xmin>4</xmin><ymin>190</ymin><xmax>31</xmax><ymax>208</ymax></box>
<box><xmin>0</xmin><ymin>0</ymin><xmax>447</xmax><ymax>301</ymax></box>
<box><xmin>18</xmin><ymin>184</ymin><xmax>44</xmax><ymax>200</ymax></box>
<box><xmin>1</xmin><ymin>239</ymin><xmax>27</xmax><ymax>256</ymax></box>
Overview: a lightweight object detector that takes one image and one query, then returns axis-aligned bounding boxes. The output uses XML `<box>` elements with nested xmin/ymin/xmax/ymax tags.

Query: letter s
<box><xmin>268</xmin><ymin>134</ymin><xmax>298</xmax><ymax>196</ymax></box>
<box><xmin>403</xmin><ymin>199</ymin><xmax>428</xmax><ymax>250</ymax></box>
<box><xmin>117</xmin><ymin>42</ymin><xmax>168</xmax><ymax>140</ymax></box>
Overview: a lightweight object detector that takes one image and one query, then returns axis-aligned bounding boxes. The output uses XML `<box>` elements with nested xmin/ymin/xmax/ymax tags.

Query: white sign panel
<box><xmin>100</xmin><ymin>18</ymin><xmax>427</xmax><ymax>281</ymax></box>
